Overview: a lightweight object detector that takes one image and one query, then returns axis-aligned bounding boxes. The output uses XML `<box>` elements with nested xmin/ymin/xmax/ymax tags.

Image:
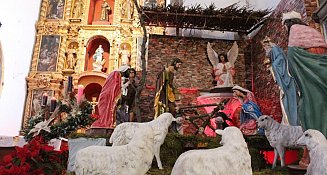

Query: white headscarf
<box><xmin>232</xmin><ymin>85</ymin><xmax>250</xmax><ymax>93</ymax></box>
<box><xmin>232</xmin><ymin>85</ymin><xmax>257</xmax><ymax>103</ymax></box>
<box><xmin>282</xmin><ymin>11</ymin><xmax>302</xmax><ymax>24</ymax></box>
<box><xmin>116</xmin><ymin>65</ymin><xmax>130</xmax><ymax>72</ymax></box>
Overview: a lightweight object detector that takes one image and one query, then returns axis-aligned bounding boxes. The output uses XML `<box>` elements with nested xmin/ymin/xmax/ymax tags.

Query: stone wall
<box><xmin>138</xmin><ymin>35</ymin><xmax>248</xmax><ymax>118</ymax></box>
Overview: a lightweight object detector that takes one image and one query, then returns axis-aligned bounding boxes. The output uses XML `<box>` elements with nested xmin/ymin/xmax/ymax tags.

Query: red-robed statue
<box><xmin>91</xmin><ymin>66</ymin><xmax>130</xmax><ymax>128</ymax></box>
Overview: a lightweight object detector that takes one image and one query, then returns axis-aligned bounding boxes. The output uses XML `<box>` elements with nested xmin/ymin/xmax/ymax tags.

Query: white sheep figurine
<box><xmin>74</xmin><ymin>124</ymin><xmax>154</xmax><ymax>175</ymax></box>
<box><xmin>171</xmin><ymin>126</ymin><xmax>252</xmax><ymax>175</ymax></box>
<box><xmin>257</xmin><ymin>115</ymin><xmax>303</xmax><ymax>168</ymax></box>
<box><xmin>109</xmin><ymin>112</ymin><xmax>177</xmax><ymax>169</ymax></box>
<box><xmin>296</xmin><ymin>129</ymin><xmax>327</xmax><ymax>175</ymax></box>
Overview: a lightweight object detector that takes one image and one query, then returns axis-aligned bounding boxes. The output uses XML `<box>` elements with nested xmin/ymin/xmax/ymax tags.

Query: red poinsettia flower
<box><xmin>41</xmin><ymin>144</ymin><xmax>54</xmax><ymax>152</ymax></box>
<box><xmin>15</xmin><ymin>146</ymin><xmax>31</xmax><ymax>159</ymax></box>
<box><xmin>30</xmin><ymin>148</ymin><xmax>40</xmax><ymax>157</ymax></box>
<box><xmin>2</xmin><ymin>154</ymin><xmax>13</xmax><ymax>164</ymax></box>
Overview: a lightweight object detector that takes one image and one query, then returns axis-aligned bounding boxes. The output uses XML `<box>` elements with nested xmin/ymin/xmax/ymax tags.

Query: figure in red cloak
<box><xmin>91</xmin><ymin>66</ymin><xmax>130</xmax><ymax>128</ymax></box>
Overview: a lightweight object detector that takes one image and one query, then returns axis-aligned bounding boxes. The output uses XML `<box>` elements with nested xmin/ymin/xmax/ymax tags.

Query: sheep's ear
<box><xmin>215</xmin><ymin>129</ymin><xmax>224</xmax><ymax>135</ymax></box>
<box><xmin>172</xmin><ymin>117</ymin><xmax>177</xmax><ymax>121</ymax></box>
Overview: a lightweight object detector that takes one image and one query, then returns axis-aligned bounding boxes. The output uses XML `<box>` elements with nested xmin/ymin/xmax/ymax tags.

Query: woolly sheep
<box><xmin>171</xmin><ymin>126</ymin><xmax>252</xmax><ymax>175</ymax></box>
<box><xmin>296</xmin><ymin>129</ymin><xmax>327</xmax><ymax>175</ymax></box>
<box><xmin>74</xmin><ymin>125</ymin><xmax>154</xmax><ymax>175</ymax></box>
<box><xmin>257</xmin><ymin>115</ymin><xmax>303</xmax><ymax>168</ymax></box>
<box><xmin>109</xmin><ymin>112</ymin><xmax>177</xmax><ymax>169</ymax></box>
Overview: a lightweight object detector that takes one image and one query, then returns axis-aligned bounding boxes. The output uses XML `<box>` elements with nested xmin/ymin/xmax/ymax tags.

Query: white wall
<box><xmin>0</xmin><ymin>0</ymin><xmax>41</xmax><ymax>136</ymax></box>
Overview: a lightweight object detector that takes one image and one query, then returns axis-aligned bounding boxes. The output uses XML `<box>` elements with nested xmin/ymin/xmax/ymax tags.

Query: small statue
<box><xmin>119</xmin><ymin>44</ymin><xmax>131</xmax><ymax>66</ymax></box>
<box><xmin>207</xmin><ymin>42</ymin><xmax>238</xmax><ymax>87</ymax></box>
<box><xmin>121</xmin><ymin>0</ymin><xmax>134</xmax><ymax>19</ymax></box>
<box><xmin>73</xmin><ymin>0</ymin><xmax>83</xmax><ymax>18</ymax></box>
<box><xmin>93</xmin><ymin>45</ymin><xmax>105</xmax><ymax>71</ymax></box>
<box><xmin>100</xmin><ymin>0</ymin><xmax>111</xmax><ymax>21</ymax></box>
<box><xmin>66</xmin><ymin>47</ymin><xmax>77</xmax><ymax>69</ymax></box>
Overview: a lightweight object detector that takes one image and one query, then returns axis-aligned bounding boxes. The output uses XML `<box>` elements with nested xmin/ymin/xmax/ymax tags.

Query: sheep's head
<box><xmin>215</xmin><ymin>126</ymin><xmax>245</xmax><ymax>146</ymax></box>
<box><xmin>296</xmin><ymin>129</ymin><xmax>327</xmax><ymax>150</ymax></box>
<box><xmin>257</xmin><ymin>115</ymin><xmax>273</xmax><ymax>129</ymax></box>
<box><xmin>156</xmin><ymin>112</ymin><xmax>175</xmax><ymax>127</ymax></box>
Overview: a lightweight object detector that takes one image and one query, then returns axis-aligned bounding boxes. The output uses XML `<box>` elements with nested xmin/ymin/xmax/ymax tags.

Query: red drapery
<box><xmin>91</xmin><ymin>71</ymin><xmax>121</xmax><ymax>128</ymax></box>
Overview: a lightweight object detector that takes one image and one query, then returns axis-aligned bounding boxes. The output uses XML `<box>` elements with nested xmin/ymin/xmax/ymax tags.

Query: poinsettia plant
<box><xmin>0</xmin><ymin>136</ymin><xmax>68</xmax><ymax>175</ymax></box>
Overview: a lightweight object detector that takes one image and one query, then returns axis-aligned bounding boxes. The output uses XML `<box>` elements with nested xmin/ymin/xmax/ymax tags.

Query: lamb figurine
<box><xmin>171</xmin><ymin>126</ymin><xmax>252</xmax><ymax>175</ymax></box>
<box><xmin>257</xmin><ymin>115</ymin><xmax>303</xmax><ymax>168</ymax></box>
<box><xmin>296</xmin><ymin>129</ymin><xmax>327</xmax><ymax>175</ymax></box>
<box><xmin>109</xmin><ymin>112</ymin><xmax>178</xmax><ymax>169</ymax></box>
<box><xmin>74</xmin><ymin>125</ymin><xmax>154</xmax><ymax>175</ymax></box>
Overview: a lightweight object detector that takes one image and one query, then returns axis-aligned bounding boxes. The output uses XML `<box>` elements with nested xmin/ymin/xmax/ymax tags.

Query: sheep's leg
<box><xmin>276</xmin><ymin>146</ymin><xmax>285</xmax><ymax>167</ymax></box>
<box><xmin>272</xmin><ymin>148</ymin><xmax>278</xmax><ymax>169</ymax></box>
<box><xmin>154</xmin><ymin>145</ymin><xmax>163</xmax><ymax>169</ymax></box>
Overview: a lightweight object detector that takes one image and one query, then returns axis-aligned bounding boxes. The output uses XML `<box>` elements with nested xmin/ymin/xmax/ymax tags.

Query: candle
<box><xmin>63</xmin><ymin>81</ymin><xmax>68</xmax><ymax>97</ymax></box>
<box><xmin>67</xmin><ymin>76</ymin><xmax>73</xmax><ymax>93</ymax></box>
<box><xmin>42</xmin><ymin>92</ymin><xmax>48</xmax><ymax>106</ymax></box>
<box><xmin>50</xmin><ymin>97</ymin><xmax>57</xmax><ymax>112</ymax></box>
<box><xmin>77</xmin><ymin>85</ymin><xmax>85</xmax><ymax>104</ymax></box>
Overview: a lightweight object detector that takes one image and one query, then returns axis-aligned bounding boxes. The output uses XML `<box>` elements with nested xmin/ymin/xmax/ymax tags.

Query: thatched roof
<box><xmin>141</xmin><ymin>3</ymin><xmax>271</xmax><ymax>34</ymax></box>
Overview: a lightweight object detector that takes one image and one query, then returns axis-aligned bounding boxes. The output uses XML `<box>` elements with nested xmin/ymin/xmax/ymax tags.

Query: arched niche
<box><xmin>85</xmin><ymin>36</ymin><xmax>110</xmax><ymax>72</ymax></box>
<box><xmin>88</xmin><ymin>0</ymin><xmax>115</xmax><ymax>25</ymax></box>
<box><xmin>77</xmin><ymin>72</ymin><xmax>107</xmax><ymax>114</ymax></box>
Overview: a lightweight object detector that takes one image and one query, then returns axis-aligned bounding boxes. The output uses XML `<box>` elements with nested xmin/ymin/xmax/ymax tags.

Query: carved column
<box><xmin>29</xmin><ymin>34</ymin><xmax>42</xmax><ymax>74</ymax></box>
<box><xmin>39</xmin><ymin>0</ymin><xmax>49</xmax><ymax>20</ymax></box>
<box><xmin>57</xmin><ymin>36</ymin><xmax>68</xmax><ymax>72</ymax></box>
<box><xmin>65</xmin><ymin>0</ymin><xmax>73</xmax><ymax>19</ymax></box>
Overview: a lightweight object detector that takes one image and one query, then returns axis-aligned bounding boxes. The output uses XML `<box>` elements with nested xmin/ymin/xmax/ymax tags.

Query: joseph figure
<box><xmin>154</xmin><ymin>58</ymin><xmax>182</xmax><ymax>118</ymax></box>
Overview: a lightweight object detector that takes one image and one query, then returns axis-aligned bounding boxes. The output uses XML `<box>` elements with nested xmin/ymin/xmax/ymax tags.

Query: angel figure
<box><xmin>207</xmin><ymin>42</ymin><xmax>238</xmax><ymax>87</ymax></box>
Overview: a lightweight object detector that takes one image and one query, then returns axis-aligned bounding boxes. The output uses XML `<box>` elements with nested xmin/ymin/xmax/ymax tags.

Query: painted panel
<box><xmin>37</xmin><ymin>35</ymin><xmax>61</xmax><ymax>72</ymax></box>
<box><xmin>47</xmin><ymin>0</ymin><xmax>65</xmax><ymax>19</ymax></box>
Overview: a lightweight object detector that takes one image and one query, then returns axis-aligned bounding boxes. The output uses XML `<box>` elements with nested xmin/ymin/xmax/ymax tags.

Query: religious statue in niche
<box><xmin>100</xmin><ymin>0</ymin><xmax>111</xmax><ymax>21</ymax></box>
<box><xmin>121</xmin><ymin>0</ymin><xmax>134</xmax><ymax>19</ymax></box>
<box><xmin>207</xmin><ymin>42</ymin><xmax>238</xmax><ymax>87</ymax></box>
<box><xmin>37</xmin><ymin>35</ymin><xmax>60</xmax><ymax>72</ymax></box>
<box><xmin>65</xmin><ymin>46</ymin><xmax>77</xmax><ymax>70</ymax></box>
<box><xmin>72</xmin><ymin>0</ymin><xmax>83</xmax><ymax>18</ymax></box>
<box><xmin>119</xmin><ymin>43</ymin><xmax>131</xmax><ymax>66</ymax></box>
<box><xmin>93</xmin><ymin>45</ymin><xmax>106</xmax><ymax>71</ymax></box>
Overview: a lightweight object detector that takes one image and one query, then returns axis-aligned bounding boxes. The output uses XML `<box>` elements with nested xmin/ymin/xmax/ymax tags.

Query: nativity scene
<box><xmin>1</xmin><ymin>0</ymin><xmax>327</xmax><ymax>174</ymax></box>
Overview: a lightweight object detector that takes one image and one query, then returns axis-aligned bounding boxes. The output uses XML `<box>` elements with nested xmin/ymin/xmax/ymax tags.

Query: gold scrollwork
<box><xmin>36</xmin><ymin>74</ymin><xmax>52</xmax><ymax>88</ymax></box>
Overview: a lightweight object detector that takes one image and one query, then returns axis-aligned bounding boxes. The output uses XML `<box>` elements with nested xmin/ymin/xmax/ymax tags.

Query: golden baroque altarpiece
<box><xmin>22</xmin><ymin>0</ymin><xmax>164</xmax><ymax>128</ymax></box>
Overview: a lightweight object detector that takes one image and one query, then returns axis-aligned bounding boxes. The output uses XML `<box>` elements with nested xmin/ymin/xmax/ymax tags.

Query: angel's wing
<box><xmin>207</xmin><ymin>42</ymin><xmax>219</xmax><ymax>67</ymax></box>
<box><xmin>227</xmin><ymin>41</ymin><xmax>239</xmax><ymax>66</ymax></box>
